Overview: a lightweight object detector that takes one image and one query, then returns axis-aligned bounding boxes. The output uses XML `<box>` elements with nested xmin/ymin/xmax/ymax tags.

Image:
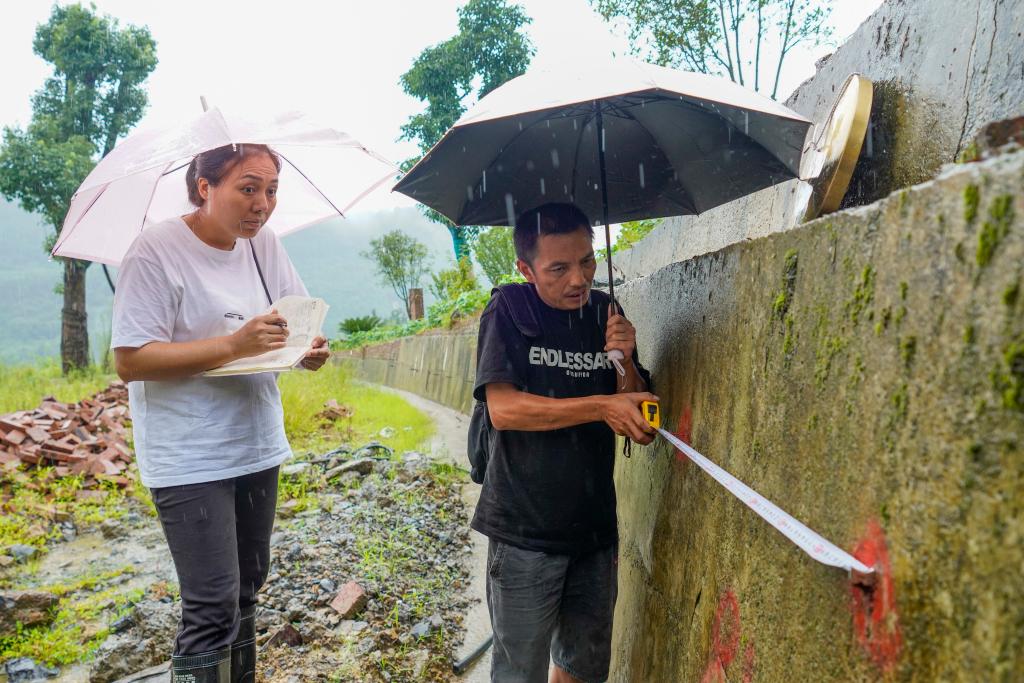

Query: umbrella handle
<box><xmin>608</xmin><ymin>349</ymin><xmax>627</xmax><ymax>377</ymax></box>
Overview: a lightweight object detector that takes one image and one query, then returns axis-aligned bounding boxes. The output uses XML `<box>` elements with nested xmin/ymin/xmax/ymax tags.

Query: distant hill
<box><xmin>0</xmin><ymin>199</ymin><xmax>456</xmax><ymax>365</ymax></box>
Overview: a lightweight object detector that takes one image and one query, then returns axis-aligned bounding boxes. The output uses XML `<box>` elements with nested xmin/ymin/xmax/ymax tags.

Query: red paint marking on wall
<box><xmin>850</xmin><ymin>519</ymin><xmax>902</xmax><ymax>672</ymax></box>
<box><xmin>701</xmin><ymin>590</ymin><xmax>750</xmax><ymax>682</ymax></box>
<box><xmin>672</xmin><ymin>404</ymin><xmax>693</xmax><ymax>465</ymax></box>
<box><xmin>742</xmin><ymin>643</ymin><xmax>756</xmax><ymax>683</ymax></box>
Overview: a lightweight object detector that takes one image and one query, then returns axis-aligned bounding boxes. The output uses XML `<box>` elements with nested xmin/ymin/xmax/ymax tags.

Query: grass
<box><xmin>0</xmin><ymin>360</ymin><xmax>115</xmax><ymax>414</ymax></box>
<box><xmin>279</xmin><ymin>362</ymin><xmax>434</xmax><ymax>455</ymax></box>
<box><xmin>0</xmin><ymin>566</ymin><xmax>141</xmax><ymax>667</ymax></box>
<box><xmin>0</xmin><ymin>467</ymin><xmax>143</xmax><ymax>554</ymax></box>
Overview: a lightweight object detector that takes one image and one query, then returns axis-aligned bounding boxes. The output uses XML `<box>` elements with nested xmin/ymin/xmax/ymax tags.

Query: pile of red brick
<box><xmin>0</xmin><ymin>381</ymin><xmax>134</xmax><ymax>488</ymax></box>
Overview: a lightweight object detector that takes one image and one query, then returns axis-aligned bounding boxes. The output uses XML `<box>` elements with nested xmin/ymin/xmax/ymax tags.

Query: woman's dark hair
<box><xmin>513</xmin><ymin>203</ymin><xmax>594</xmax><ymax>264</ymax></box>
<box><xmin>185</xmin><ymin>143</ymin><xmax>282</xmax><ymax>207</ymax></box>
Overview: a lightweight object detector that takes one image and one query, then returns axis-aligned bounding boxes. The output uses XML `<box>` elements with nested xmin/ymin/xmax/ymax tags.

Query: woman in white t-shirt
<box><xmin>111</xmin><ymin>143</ymin><xmax>329</xmax><ymax>683</ymax></box>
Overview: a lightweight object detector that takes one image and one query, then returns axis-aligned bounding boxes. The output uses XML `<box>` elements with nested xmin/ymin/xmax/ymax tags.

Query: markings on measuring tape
<box><xmin>656</xmin><ymin>428</ymin><xmax>873</xmax><ymax>574</ymax></box>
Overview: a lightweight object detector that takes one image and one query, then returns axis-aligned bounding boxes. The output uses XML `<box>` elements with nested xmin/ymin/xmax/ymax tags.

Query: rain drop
<box><xmin>550</xmin><ymin>149</ymin><xmax>560</xmax><ymax>169</ymax></box>
<box><xmin>744</xmin><ymin>111</ymin><xmax>749</xmax><ymax>135</ymax></box>
<box><xmin>638</xmin><ymin>162</ymin><xmax>645</xmax><ymax>189</ymax></box>
<box><xmin>540</xmin><ymin>178</ymin><xmax>546</xmax><ymax>195</ymax></box>
<box><xmin>466</xmin><ymin>185</ymin><xmax>474</xmax><ymax>202</ymax></box>
<box><xmin>248</xmin><ymin>492</ymin><xmax>254</xmax><ymax>508</ymax></box>
<box><xmin>526</xmin><ymin>159</ymin><xmax>535</xmax><ymax>172</ymax></box>
<box><xmin>518</xmin><ymin>121</ymin><xmax>523</xmax><ymax>131</ymax></box>
<box><xmin>482</xmin><ymin>170</ymin><xmax>487</xmax><ymax>193</ymax></box>
<box><xmin>505</xmin><ymin>193</ymin><xmax>516</xmax><ymax>227</ymax></box>
<box><xmin>601</xmin><ymin>128</ymin><xmax>606</xmax><ymax>152</ymax></box>
<box><xmin>573</xmin><ymin>119</ymin><xmax>578</xmax><ymax>130</ymax></box>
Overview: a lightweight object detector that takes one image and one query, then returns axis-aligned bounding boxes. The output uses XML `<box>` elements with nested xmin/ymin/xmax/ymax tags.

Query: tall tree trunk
<box><xmin>61</xmin><ymin>258</ymin><xmax>90</xmax><ymax>373</ymax></box>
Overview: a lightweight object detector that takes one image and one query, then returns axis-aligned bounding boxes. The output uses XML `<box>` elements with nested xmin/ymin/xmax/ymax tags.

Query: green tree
<box><xmin>0</xmin><ymin>4</ymin><xmax>157</xmax><ymax>372</ymax></box>
<box><xmin>400</xmin><ymin>0</ymin><xmax>535</xmax><ymax>258</ymax></box>
<box><xmin>612</xmin><ymin>218</ymin><xmax>662</xmax><ymax>253</ymax></box>
<box><xmin>361</xmin><ymin>230</ymin><xmax>431</xmax><ymax>319</ymax></box>
<box><xmin>473</xmin><ymin>226</ymin><xmax>519</xmax><ymax>284</ymax></box>
<box><xmin>430</xmin><ymin>256</ymin><xmax>478</xmax><ymax>301</ymax></box>
<box><xmin>592</xmin><ymin>0</ymin><xmax>831</xmax><ymax>99</ymax></box>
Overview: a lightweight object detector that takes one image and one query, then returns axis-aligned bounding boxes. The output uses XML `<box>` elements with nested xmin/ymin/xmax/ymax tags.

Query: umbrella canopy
<box><xmin>54</xmin><ymin>107</ymin><xmax>398</xmax><ymax>266</ymax></box>
<box><xmin>393</xmin><ymin>58</ymin><xmax>811</xmax><ymax>229</ymax></box>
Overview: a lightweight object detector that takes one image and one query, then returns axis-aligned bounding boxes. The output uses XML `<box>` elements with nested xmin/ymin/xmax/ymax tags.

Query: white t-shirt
<box><xmin>111</xmin><ymin>217</ymin><xmax>308</xmax><ymax>488</ymax></box>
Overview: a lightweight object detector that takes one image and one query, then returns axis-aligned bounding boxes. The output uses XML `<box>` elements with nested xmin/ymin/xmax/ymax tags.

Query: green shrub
<box><xmin>339</xmin><ymin>314</ymin><xmax>383</xmax><ymax>336</ymax></box>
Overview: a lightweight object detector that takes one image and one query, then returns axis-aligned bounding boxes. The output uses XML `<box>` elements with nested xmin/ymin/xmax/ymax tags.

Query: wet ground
<box><xmin>3</xmin><ymin>385</ymin><xmax>487</xmax><ymax>683</ymax></box>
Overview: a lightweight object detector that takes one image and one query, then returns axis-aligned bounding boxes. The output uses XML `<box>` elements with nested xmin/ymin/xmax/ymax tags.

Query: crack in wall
<box><xmin>956</xmin><ymin>0</ymin><xmax>984</xmax><ymax>156</ymax></box>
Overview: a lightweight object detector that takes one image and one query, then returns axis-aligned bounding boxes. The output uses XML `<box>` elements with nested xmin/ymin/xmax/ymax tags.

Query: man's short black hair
<box><xmin>513</xmin><ymin>203</ymin><xmax>594</xmax><ymax>264</ymax></box>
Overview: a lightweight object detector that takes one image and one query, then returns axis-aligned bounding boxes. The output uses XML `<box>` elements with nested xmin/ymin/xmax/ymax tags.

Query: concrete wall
<box><xmin>610</xmin><ymin>0</ymin><xmax>1024</xmax><ymax>281</ymax></box>
<box><xmin>342</xmin><ymin>323</ymin><xmax>478</xmax><ymax>415</ymax></box>
<box><xmin>610</xmin><ymin>151</ymin><xmax>1023</xmax><ymax>681</ymax></box>
<box><xmin>345</xmin><ymin>150</ymin><xmax>1024</xmax><ymax>681</ymax></box>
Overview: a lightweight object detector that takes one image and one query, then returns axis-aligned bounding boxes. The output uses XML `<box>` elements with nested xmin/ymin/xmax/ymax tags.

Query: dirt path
<box><xmin>370</xmin><ymin>385</ymin><xmax>491</xmax><ymax>683</ymax></box>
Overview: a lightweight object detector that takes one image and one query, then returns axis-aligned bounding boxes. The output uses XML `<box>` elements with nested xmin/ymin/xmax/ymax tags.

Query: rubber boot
<box><xmin>230</xmin><ymin>606</ymin><xmax>257</xmax><ymax>682</ymax></box>
<box><xmin>170</xmin><ymin>647</ymin><xmax>230</xmax><ymax>682</ymax></box>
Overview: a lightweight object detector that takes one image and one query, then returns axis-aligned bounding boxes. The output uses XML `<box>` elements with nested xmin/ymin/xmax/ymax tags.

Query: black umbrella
<box><xmin>395</xmin><ymin>58</ymin><xmax>811</xmax><ymax>304</ymax></box>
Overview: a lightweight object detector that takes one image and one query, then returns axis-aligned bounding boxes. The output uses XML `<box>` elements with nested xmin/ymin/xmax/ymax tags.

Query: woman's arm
<box><xmin>114</xmin><ymin>311</ymin><xmax>289</xmax><ymax>382</ymax></box>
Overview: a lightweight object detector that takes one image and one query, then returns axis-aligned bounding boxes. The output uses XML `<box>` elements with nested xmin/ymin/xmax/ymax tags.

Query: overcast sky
<box><xmin>2</xmin><ymin>0</ymin><xmax>882</xmax><ymax>214</ymax></box>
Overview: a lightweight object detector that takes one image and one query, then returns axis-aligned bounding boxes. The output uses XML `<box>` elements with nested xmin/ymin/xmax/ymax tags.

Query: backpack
<box><xmin>467</xmin><ymin>284</ymin><xmax>541</xmax><ymax>484</ymax></box>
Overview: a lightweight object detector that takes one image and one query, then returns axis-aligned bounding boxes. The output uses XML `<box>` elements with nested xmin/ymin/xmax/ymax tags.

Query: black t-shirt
<box><xmin>471</xmin><ymin>283</ymin><xmax>651</xmax><ymax>555</ymax></box>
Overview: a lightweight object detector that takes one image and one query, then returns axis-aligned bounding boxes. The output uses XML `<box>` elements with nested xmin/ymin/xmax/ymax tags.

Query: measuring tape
<box><xmin>640</xmin><ymin>402</ymin><xmax>872</xmax><ymax>574</ymax></box>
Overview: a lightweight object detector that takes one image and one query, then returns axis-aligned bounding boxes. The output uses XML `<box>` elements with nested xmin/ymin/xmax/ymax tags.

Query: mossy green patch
<box><xmin>772</xmin><ymin>249</ymin><xmax>799</xmax><ymax>320</ymax></box>
<box><xmin>900</xmin><ymin>336</ymin><xmax>917</xmax><ymax>367</ymax></box>
<box><xmin>845</xmin><ymin>265</ymin><xmax>876</xmax><ymax>325</ymax></box>
<box><xmin>891</xmin><ymin>382</ymin><xmax>909</xmax><ymax>422</ymax></box>
<box><xmin>964</xmin><ymin>324</ymin><xmax>976</xmax><ymax>345</ymax></box>
<box><xmin>992</xmin><ymin>338</ymin><xmax>1024</xmax><ymax>411</ymax></box>
<box><xmin>957</xmin><ymin>140</ymin><xmax>980</xmax><ymax>164</ymax></box>
<box><xmin>976</xmin><ymin>194</ymin><xmax>1014</xmax><ymax>267</ymax></box>
<box><xmin>782</xmin><ymin>314</ymin><xmax>796</xmax><ymax>358</ymax></box>
<box><xmin>1004</xmin><ymin>281</ymin><xmax>1020</xmax><ymax>307</ymax></box>
<box><xmin>963</xmin><ymin>183</ymin><xmax>980</xmax><ymax>225</ymax></box>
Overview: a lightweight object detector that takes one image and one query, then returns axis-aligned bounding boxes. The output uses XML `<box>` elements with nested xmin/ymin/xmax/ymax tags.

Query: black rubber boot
<box><xmin>230</xmin><ymin>606</ymin><xmax>257</xmax><ymax>683</ymax></box>
<box><xmin>170</xmin><ymin>647</ymin><xmax>230</xmax><ymax>682</ymax></box>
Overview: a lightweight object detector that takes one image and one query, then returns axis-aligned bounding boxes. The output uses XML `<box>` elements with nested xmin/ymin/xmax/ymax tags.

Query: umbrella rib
<box><xmin>139</xmin><ymin>161</ymin><xmax>177</xmax><ymax>233</ymax></box>
<box><xmin>276</xmin><ymin>151</ymin><xmax>346</xmax><ymax>219</ymax></box>
<box><xmin>52</xmin><ymin>184</ymin><xmax>110</xmax><ymax>258</ymax></box>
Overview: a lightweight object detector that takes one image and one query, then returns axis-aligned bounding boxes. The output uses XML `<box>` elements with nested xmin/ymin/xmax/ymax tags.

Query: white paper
<box><xmin>203</xmin><ymin>296</ymin><xmax>329</xmax><ymax>377</ymax></box>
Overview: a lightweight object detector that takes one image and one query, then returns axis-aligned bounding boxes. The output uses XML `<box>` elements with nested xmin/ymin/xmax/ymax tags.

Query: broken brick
<box><xmin>329</xmin><ymin>582</ymin><xmax>369</xmax><ymax>619</ymax></box>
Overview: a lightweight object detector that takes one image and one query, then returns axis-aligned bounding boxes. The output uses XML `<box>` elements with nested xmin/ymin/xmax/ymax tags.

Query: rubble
<box><xmin>0</xmin><ymin>590</ymin><xmax>60</xmax><ymax>637</ymax></box>
<box><xmin>0</xmin><ymin>381</ymin><xmax>133</xmax><ymax>491</ymax></box>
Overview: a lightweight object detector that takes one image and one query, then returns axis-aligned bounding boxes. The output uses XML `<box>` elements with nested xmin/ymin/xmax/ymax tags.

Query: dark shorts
<box><xmin>486</xmin><ymin>540</ymin><xmax>617</xmax><ymax>683</ymax></box>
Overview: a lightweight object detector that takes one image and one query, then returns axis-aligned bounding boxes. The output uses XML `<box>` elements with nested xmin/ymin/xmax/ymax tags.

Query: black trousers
<box><xmin>150</xmin><ymin>465</ymin><xmax>279</xmax><ymax>655</ymax></box>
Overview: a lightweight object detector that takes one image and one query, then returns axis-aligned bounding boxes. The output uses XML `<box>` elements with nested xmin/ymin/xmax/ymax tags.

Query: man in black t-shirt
<box><xmin>473</xmin><ymin>203</ymin><xmax>658</xmax><ymax>683</ymax></box>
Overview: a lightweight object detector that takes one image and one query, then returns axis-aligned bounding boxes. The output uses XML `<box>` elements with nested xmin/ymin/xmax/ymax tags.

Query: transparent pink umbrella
<box><xmin>53</xmin><ymin>107</ymin><xmax>399</xmax><ymax>266</ymax></box>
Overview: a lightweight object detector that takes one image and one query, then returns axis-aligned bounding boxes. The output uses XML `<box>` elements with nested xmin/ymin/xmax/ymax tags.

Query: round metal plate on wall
<box><xmin>799</xmin><ymin>74</ymin><xmax>874</xmax><ymax>222</ymax></box>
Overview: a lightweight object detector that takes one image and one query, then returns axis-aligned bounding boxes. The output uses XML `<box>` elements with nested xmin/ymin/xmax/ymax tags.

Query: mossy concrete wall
<box><xmin>612</xmin><ymin>0</ymin><xmax>1024</xmax><ymax>281</ymax></box>
<box><xmin>343</xmin><ymin>150</ymin><xmax>1023</xmax><ymax>681</ymax></box>
<box><xmin>342</xmin><ymin>323</ymin><xmax>478</xmax><ymax>415</ymax></box>
<box><xmin>610</xmin><ymin>151</ymin><xmax>1023</xmax><ymax>682</ymax></box>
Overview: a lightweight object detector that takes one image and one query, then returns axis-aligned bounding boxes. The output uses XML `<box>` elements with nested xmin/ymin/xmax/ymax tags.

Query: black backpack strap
<box><xmin>492</xmin><ymin>283</ymin><xmax>542</xmax><ymax>338</ymax></box>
